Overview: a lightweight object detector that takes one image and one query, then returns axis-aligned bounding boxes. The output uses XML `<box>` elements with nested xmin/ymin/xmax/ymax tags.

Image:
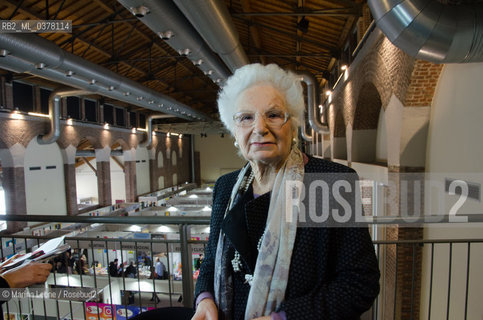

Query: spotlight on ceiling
<box><xmin>192</xmin><ymin>59</ymin><xmax>203</xmax><ymax>66</ymax></box>
<box><xmin>178</xmin><ymin>48</ymin><xmax>191</xmax><ymax>56</ymax></box>
<box><xmin>0</xmin><ymin>49</ymin><xmax>10</xmax><ymax>57</ymax></box>
<box><xmin>158</xmin><ymin>30</ymin><xmax>174</xmax><ymax>40</ymax></box>
<box><xmin>35</xmin><ymin>63</ymin><xmax>46</xmax><ymax>70</ymax></box>
<box><xmin>297</xmin><ymin>16</ymin><xmax>309</xmax><ymax>33</ymax></box>
<box><xmin>129</xmin><ymin>6</ymin><xmax>150</xmax><ymax>18</ymax></box>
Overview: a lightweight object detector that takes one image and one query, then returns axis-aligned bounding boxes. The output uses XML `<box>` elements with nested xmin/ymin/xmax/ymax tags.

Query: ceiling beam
<box><xmin>247</xmin><ymin>53</ymin><xmax>331</xmax><ymax>58</ymax></box>
<box><xmin>236</xmin><ymin>18</ymin><xmax>339</xmax><ymax>55</ymax></box>
<box><xmin>240</xmin><ymin>0</ymin><xmax>265</xmax><ymax>64</ymax></box>
<box><xmin>231</xmin><ymin>7</ymin><xmax>361</xmax><ymax>17</ymax></box>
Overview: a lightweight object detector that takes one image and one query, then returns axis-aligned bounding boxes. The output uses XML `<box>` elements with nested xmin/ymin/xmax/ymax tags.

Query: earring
<box><xmin>234</xmin><ymin>141</ymin><xmax>239</xmax><ymax>148</ymax></box>
<box><xmin>292</xmin><ymin>138</ymin><xmax>297</xmax><ymax>146</ymax></box>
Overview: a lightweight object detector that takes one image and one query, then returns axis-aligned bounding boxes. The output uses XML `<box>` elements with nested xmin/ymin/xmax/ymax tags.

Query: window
<box><xmin>139</xmin><ymin>113</ymin><xmax>146</xmax><ymax>129</ymax></box>
<box><xmin>40</xmin><ymin>88</ymin><xmax>52</xmax><ymax>115</ymax></box>
<box><xmin>13</xmin><ymin>81</ymin><xmax>34</xmax><ymax>112</ymax></box>
<box><xmin>115</xmin><ymin>107</ymin><xmax>125</xmax><ymax>127</ymax></box>
<box><xmin>66</xmin><ymin>96</ymin><xmax>81</xmax><ymax>120</ymax></box>
<box><xmin>129</xmin><ymin>111</ymin><xmax>137</xmax><ymax>128</ymax></box>
<box><xmin>103</xmin><ymin>104</ymin><xmax>114</xmax><ymax>124</ymax></box>
<box><xmin>85</xmin><ymin>99</ymin><xmax>97</xmax><ymax>122</ymax></box>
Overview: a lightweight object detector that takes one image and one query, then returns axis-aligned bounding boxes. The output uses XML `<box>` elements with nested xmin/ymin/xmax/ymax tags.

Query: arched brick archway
<box><xmin>352</xmin><ymin>82</ymin><xmax>383</xmax><ymax>164</ymax></box>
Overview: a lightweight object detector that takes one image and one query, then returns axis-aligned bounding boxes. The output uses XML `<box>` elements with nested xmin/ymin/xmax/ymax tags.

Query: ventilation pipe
<box><xmin>0</xmin><ymin>33</ymin><xmax>210</xmax><ymax>121</ymax></box>
<box><xmin>117</xmin><ymin>0</ymin><xmax>231</xmax><ymax>82</ymax></box>
<box><xmin>140</xmin><ymin>114</ymin><xmax>177</xmax><ymax>148</ymax></box>
<box><xmin>298</xmin><ymin>71</ymin><xmax>329</xmax><ymax>134</ymax></box>
<box><xmin>368</xmin><ymin>0</ymin><xmax>483</xmax><ymax>63</ymax></box>
<box><xmin>301</xmin><ymin>123</ymin><xmax>313</xmax><ymax>142</ymax></box>
<box><xmin>38</xmin><ymin>88</ymin><xmax>90</xmax><ymax>145</ymax></box>
<box><xmin>172</xmin><ymin>0</ymin><xmax>250</xmax><ymax>72</ymax></box>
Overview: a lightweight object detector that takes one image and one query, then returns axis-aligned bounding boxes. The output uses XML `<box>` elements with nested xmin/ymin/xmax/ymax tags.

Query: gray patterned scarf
<box><xmin>214</xmin><ymin>146</ymin><xmax>304</xmax><ymax>319</ymax></box>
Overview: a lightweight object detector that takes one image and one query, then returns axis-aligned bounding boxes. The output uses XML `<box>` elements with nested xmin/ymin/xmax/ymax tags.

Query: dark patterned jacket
<box><xmin>195</xmin><ymin>156</ymin><xmax>380</xmax><ymax>319</ymax></box>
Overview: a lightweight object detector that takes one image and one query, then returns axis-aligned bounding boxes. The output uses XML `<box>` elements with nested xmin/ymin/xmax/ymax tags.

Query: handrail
<box><xmin>2</xmin><ymin>214</ymin><xmax>483</xmax><ymax>225</ymax></box>
<box><xmin>1</xmin><ymin>215</ymin><xmax>211</xmax><ymax>225</ymax></box>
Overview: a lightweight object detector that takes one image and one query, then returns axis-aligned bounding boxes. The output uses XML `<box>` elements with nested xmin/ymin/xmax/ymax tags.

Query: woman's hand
<box><xmin>2</xmin><ymin>262</ymin><xmax>52</xmax><ymax>288</ymax></box>
<box><xmin>192</xmin><ymin>298</ymin><xmax>218</xmax><ymax>320</ymax></box>
<box><xmin>251</xmin><ymin>317</ymin><xmax>271</xmax><ymax>320</ymax></box>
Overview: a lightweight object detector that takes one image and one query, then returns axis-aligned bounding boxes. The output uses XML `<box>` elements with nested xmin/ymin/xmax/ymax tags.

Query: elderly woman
<box><xmin>193</xmin><ymin>64</ymin><xmax>379</xmax><ymax>320</ymax></box>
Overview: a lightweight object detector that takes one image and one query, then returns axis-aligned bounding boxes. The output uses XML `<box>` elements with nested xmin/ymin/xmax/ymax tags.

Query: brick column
<box><xmin>63</xmin><ymin>163</ymin><xmax>78</xmax><ymax>215</ymax></box>
<box><xmin>382</xmin><ymin>166</ymin><xmax>424</xmax><ymax>320</ymax></box>
<box><xmin>124</xmin><ymin>161</ymin><xmax>137</xmax><ymax>202</ymax></box>
<box><xmin>148</xmin><ymin>147</ymin><xmax>156</xmax><ymax>192</ymax></box>
<box><xmin>1</xmin><ymin>167</ymin><xmax>27</xmax><ymax>233</ymax></box>
<box><xmin>149</xmin><ymin>158</ymin><xmax>156</xmax><ymax>192</ymax></box>
<box><xmin>62</xmin><ymin>145</ymin><xmax>78</xmax><ymax>215</ymax></box>
<box><xmin>95</xmin><ymin>147</ymin><xmax>112</xmax><ymax>207</ymax></box>
<box><xmin>123</xmin><ymin>148</ymin><xmax>137</xmax><ymax>202</ymax></box>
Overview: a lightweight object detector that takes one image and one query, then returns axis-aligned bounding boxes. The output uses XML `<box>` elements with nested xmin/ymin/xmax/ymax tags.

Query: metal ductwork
<box><xmin>39</xmin><ymin>88</ymin><xmax>91</xmax><ymax>145</ymax></box>
<box><xmin>301</xmin><ymin>123</ymin><xmax>313</xmax><ymax>142</ymax></box>
<box><xmin>117</xmin><ymin>0</ymin><xmax>231</xmax><ymax>83</ymax></box>
<box><xmin>368</xmin><ymin>0</ymin><xmax>483</xmax><ymax>63</ymax></box>
<box><xmin>172</xmin><ymin>0</ymin><xmax>250</xmax><ymax>72</ymax></box>
<box><xmin>0</xmin><ymin>33</ymin><xmax>211</xmax><ymax>121</ymax></box>
<box><xmin>298</xmin><ymin>71</ymin><xmax>329</xmax><ymax>134</ymax></box>
<box><xmin>140</xmin><ymin>115</ymin><xmax>177</xmax><ymax>148</ymax></box>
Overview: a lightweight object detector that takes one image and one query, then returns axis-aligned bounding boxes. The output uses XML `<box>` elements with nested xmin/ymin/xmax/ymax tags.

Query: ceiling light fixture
<box><xmin>178</xmin><ymin>48</ymin><xmax>191</xmax><ymax>56</ymax></box>
<box><xmin>192</xmin><ymin>59</ymin><xmax>203</xmax><ymax>66</ymax></box>
<box><xmin>129</xmin><ymin>6</ymin><xmax>150</xmax><ymax>18</ymax></box>
<box><xmin>0</xmin><ymin>49</ymin><xmax>10</xmax><ymax>57</ymax></box>
<box><xmin>158</xmin><ymin>30</ymin><xmax>174</xmax><ymax>40</ymax></box>
<box><xmin>297</xmin><ymin>16</ymin><xmax>309</xmax><ymax>33</ymax></box>
<box><xmin>35</xmin><ymin>63</ymin><xmax>46</xmax><ymax>70</ymax></box>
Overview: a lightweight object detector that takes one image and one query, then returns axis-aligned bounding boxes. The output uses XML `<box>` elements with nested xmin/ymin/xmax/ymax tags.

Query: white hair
<box><xmin>217</xmin><ymin>63</ymin><xmax>305</xmax><ymax>136</ymax></box>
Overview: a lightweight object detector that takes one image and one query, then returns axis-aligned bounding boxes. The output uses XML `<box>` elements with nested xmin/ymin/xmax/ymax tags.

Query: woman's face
<box><xmin>233</xmin><ymin>84</ymin><xmax>293</xmax><ymax>169</ymax></box>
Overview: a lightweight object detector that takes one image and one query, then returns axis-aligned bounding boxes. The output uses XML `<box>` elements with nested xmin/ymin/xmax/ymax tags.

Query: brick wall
<box><xmin>0</xmin><ymin>115</ymin><xmax>192</xmax><ymax>220</ymax></box>
<box><xmin>404</xmin><ymin>60</ymin><xmax>444</xmax><ymax>106</ymax></box>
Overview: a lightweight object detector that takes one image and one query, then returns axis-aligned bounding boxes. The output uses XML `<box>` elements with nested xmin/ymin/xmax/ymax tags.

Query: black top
<box><xmin>195</xmin><ymin>156</ymin><xmax>380</xmax><ymax>319</ymax></box>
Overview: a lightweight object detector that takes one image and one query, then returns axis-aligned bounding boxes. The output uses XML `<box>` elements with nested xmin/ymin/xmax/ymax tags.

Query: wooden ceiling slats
<box><xmin>0</xmin><ymin>0</ymin><xmax>363</xmax><ymax>118</ymax></box>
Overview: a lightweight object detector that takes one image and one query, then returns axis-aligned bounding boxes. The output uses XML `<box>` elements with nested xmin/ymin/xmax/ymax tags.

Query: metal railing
<box><xmin>0</xmin><ymin>215</ymin><xmax>482</xmax><ymax>320</ymax></box>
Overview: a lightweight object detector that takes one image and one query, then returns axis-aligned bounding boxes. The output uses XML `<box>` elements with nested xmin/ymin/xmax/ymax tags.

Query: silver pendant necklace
<box><xmin>230</xmin><ymin>170</ymin><xmax>263</xmax><ymax>286</ymax></box>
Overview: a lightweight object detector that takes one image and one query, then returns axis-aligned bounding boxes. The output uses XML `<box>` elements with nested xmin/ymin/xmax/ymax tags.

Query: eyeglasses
<box><xmin>233</xmin><ymin>109</ymin><xmax>290</xmax><ymax>128</ymax></box>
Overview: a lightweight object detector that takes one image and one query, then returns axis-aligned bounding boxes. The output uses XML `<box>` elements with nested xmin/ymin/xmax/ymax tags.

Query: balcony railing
<box><xmin>0</xmin><ymin>215</ymin><xmax>482</xmax><ymax>320</ymax></box>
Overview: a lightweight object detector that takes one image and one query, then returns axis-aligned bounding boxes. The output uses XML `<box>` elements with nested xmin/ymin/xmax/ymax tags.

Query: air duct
<box><xmin>172</xmin><ymin>0</ymin><xmax>249</xmax><ymax>72</ymax></box>
<box><xmin>368</xmin><ymin>0</ymin><xmax>483</xmax><ymax>63</ymax></box>
<box><xmin>140</xmin><ymin>114</ymin><xmax>177</xmax><ymax>148</ymax></box>
<box><xmin>39</xmin><ymin>88</ymin><xmax>91</xmax><ymax>145</ymax></box>
<box><xmin>298</xmin><ymin>71</ymin><xmax>329</xmax><ymax>134</ymax></box>
<box><xmin>301</xmin><ymin>123</ymin><xmax>313</xmax><ymax>142</ymax></box>
<box><xmin>0</xmin><ymin>33</ymin><xmax>210</xmax><ymax>121</ymax></box>
<box><xmin>117</xmin><ymin>0</ymin><xmax>231</xmax><ymax>82</ymax></box>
